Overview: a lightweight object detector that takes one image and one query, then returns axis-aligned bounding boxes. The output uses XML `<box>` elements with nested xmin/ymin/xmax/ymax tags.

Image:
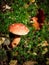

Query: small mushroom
<box><xmin>30</xmin><ymin>17</ymin><xmax>40</xmax><ymax>30</ymax></box>
<box><xmin>8</xmin><ymin>23</ymin><xmax>29</xmax><ymax>48</ymax></box>
<box><xmin>30</xmin><ymin>9</ymin><xmax>45</xmax><ymax>30</ymax></box>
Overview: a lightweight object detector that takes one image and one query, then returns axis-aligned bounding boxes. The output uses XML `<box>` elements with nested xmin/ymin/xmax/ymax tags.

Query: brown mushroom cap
<box><xmin>8</xmin><ymin>23</ymin><xmax>29</xmax><ymax>35</ymax></box>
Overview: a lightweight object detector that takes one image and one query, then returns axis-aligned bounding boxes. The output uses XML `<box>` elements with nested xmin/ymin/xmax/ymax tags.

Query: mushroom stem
<box><xmin>11</xmin><ymin>36</ymin><xmax>21</xmax><ymax>48</ymax></box>
<box><xmin>9</xmin><ymin>33</ymin><xmax>21</xmax><ymax>48</ymax></box>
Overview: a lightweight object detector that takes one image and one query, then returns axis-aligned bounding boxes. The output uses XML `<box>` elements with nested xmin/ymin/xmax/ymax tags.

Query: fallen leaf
<box><xmin>9</xmin><ymin>60</ymin><xmax>17</xmax><ymax>65</ymax></box>
<box><xmin>2</xmin><ymin>4</ymin><xmax>11</xmax><ymax>11</ymax></box>
<box><xmin>30</xmin><ymin>0</ymin><xmax>35</xmax><ymax>3</ymax></box>
<box><xmin>23</xmin><ymin>61</ymin><xmax>37</xmax><ymax>65</ymax></box>
<box><xmin>38</xmin><ymin>41</ymin><xmax>49</xmax><ymax>47</ymax></box>
<box><xmin>0</xmin><ymin>37</ymin><xmax>5</xmax><ymax>45</ymax></box>
<box><xmin>36</xmin><ymin>9</ymin><xmax>45</xmax><ymax>28</ymax></box>
<box><xmin>42</xmin><ymin>48</ymin><xmax>48</xmax><ymax>55</ymax></box>
<box><xmin>24</xmin><ymin>3</ymin><xmax>29</xmax><ymax>8</ymax></box>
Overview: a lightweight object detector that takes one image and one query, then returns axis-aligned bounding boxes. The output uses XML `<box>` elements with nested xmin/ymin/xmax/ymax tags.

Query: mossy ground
<box><xmin>0</xmin><ymin>0</ymin><xmax>49</xmax><ymax>65</ymax></box>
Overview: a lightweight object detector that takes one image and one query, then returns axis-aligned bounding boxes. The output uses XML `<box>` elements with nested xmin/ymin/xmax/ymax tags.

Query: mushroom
<box><xmin>30</xmin><ymin>17</ymin><xmax>40</xmax><ymax>30</ymax></box>
<box><xmin>30</xmin><ymin>9</ymin><xmax>45</xmax><ymax>30</ymax></box>
<box><xmin>8</xmin><ymin>23</ymin><xmax>29</xmax><ymax>48</ymax></box>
